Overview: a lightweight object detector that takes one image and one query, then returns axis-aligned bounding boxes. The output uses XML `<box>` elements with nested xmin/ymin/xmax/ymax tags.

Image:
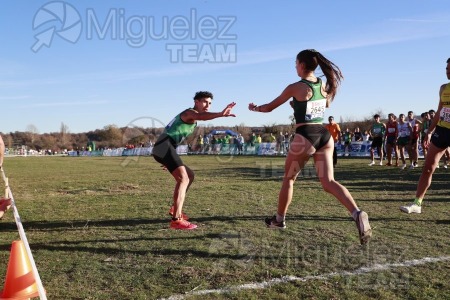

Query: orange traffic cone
<box><xmin>0</xmin><ymin>198</ymin><xmax>11</xmax><ymax>219</ymax></box>
<box><xmin>0</xmin><ymin>240</ymin><xmax>42</xmax><ymax>300</ymax></box>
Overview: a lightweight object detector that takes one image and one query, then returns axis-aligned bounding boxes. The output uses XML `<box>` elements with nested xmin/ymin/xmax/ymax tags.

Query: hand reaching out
<box><xmin>222</xmin><ymin>102</ymin><xmax>236</xmax><ymax>117</ymax></box>
<box><xmin>248</xmin><ymin>103</ymin><xmax>257</xmax><ymax>111</ymax></box>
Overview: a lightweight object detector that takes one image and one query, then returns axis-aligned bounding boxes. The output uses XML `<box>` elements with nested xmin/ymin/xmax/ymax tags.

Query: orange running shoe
<box><xmin>170</xmin><ymin>218</ymin><xmax>197</xmax><ymax>230</ymax></box>
<box><xmin>169</xmin><ymin>206</ymin><xmax>189</xmax><ymax>220</ymax></box>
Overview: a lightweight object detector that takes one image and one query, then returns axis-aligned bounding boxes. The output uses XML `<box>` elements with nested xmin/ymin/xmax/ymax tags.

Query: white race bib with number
<box><xmin>440</xmin><ymin>107</ymin><xmax>450</xmax><ymax>123</ymax></box>
<box><xmin>305</xmin><ymin>99</ymin><xmax>326</xmax><ymax>121</ymax></box>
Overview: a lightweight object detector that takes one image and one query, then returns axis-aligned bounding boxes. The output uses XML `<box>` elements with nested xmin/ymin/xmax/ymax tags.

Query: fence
<box><xmin>7</xmin><ymin>141</ymin><xmax>424</xmax><ymax>158</ymax></box>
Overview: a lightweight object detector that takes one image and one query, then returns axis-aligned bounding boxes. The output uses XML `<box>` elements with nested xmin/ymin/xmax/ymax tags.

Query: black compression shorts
<box><xmin>295</xmin><ymin>125</ymin><xmax>331</xmax><ymax>151</ymax></box>
<box><xmin>152</xmin><ymin>134</ymin><xmax>183</xmax><ymax>173</ymax></box>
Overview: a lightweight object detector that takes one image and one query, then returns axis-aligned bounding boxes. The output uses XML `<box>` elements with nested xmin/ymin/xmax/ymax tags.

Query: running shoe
<box><xmin>355</xmin><ymin>211</ymin><xmax>372</xmax><ymax>245</ymax></box>
<box><xmin>379</xmin><ymin>161</ymin><xmax>383</xmax><ymax>166</ymax></box>
<box><xmin>386</xmin><ymin>162</ymin><xmax>392</xmax><ymax>166</ymax></box>
<box><xmin>401</xmin><ymin>164</ymin><xmax>407</xmax><ymax>169</ymax></box>
<box><xmin>169</xmin><ymin>206</ymin><xmax>189</xmax><ymax>220</ymax></box>
<box><xmin>368</xmin><ymin>161</ymin><xmax>375</xmax><ymax>166</ymax></box>
<box><xmin>265</xmin><ymin>215</ymin><xmax>286</xmax><ymax>229</ymax></box>
<box><xmin>170</xmin><ymin>218</ymin><xmax>197</xmax><ymax>230</ymax></box>
<box><xmin>409</xmin><ymin>164</ymin><xmax>415</xmax><ymax>169</ymax></box>
<box><xmin>399</xmin><ymin>203</ymin><xmax>421</xmax><ymax>214</ymax></box>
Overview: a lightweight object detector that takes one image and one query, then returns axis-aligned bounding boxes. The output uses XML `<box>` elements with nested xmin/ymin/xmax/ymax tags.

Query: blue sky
<box><xmin>1</xmin><ymin>0</ymin><xmax>449</xmax><ymax>134</ymax></box>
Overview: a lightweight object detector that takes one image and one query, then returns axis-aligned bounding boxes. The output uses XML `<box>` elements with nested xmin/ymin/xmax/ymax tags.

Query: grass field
<box><xmin>0</xmin><ymin>155</ymin><xmax>449</xmax><ymax>300</ymax></box>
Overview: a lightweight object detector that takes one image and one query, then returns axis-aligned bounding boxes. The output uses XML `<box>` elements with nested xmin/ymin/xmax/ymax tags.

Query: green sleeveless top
<box><xmin>293</xmin><ymin>78</ymin><xmax>327</xmax><ymax>124</ymax></box>
<box><xmin>164</xmin><ymin>109</ymin><xmax>197</xmax><ymax>145</ymax></box>
<box><xmin>371</xmin><ymin>123</ymin><xmax>385</xmax><ymax>138</ymax></box>
<box><xmin>422</xmin><ymin>120</ymin><xmax>430</xmax><ymax>134</ymax></box>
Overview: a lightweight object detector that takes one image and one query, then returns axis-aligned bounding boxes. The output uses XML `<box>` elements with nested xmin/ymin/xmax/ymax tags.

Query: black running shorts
<box><xmin>152</xmin><ymin>134</ymin><xmax>183</xmax><ymax>173</ymax></box>
<box><xmin>295</xmin><ymin>125</ymin><xmax>331</xmax><ymax>151</ymax></box>
<box><xmin>431</xmin><ymin>125</ymin><xmax>450</xmax><ymax>149</ymax></box>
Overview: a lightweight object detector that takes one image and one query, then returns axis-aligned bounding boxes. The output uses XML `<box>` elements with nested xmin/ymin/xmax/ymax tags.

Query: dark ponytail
<box><xmin>297</xmin><ymin>49</ymin><xmax>343</xmax><ymax>106</ymax></box>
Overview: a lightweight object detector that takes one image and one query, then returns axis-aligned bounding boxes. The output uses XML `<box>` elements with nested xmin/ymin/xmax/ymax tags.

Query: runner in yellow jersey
<box><xmin>400</xmin><ymin>58</ymin><xmax>450</xmax><ymax>214</ymax></box>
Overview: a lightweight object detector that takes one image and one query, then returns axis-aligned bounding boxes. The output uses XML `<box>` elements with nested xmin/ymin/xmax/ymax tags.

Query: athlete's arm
<box><xmin>249</xmin><ymin>83</ymin><xmax>298</xmax><ymax>113</ymax></box>
<box><xmin>182</xmin><ymin>102</ymin><xmax>236</xmax><ymax>122</ymax></box>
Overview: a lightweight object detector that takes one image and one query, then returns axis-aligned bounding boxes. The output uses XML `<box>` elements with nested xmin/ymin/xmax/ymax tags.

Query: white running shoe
<box><xmin>399</xmin><ymin>203</ymin><xmax>422</xmax><ymax>214</ymax></box>
<box><xmin>409</xmin><ymin>164</ymin><xmax>415</xmax><ymax>169</ymax></box>
<box><xmin>355</xmin><ymin>211</ymin><xmax>372</xmax><ymax>245</ymax></box>
<box><xmin>379</xmin><ymin>161</ymin><xmax>383</xmax><ymax>166</ymax></box>
<box><xmin>401</xmin><ymin>164</ymin><xmax>407</xmax><ymax>169</ymax></box>
<box><xmin>368</xmin><ymin>161</ymin><xmax>375</xmax><ymax>166</ymax></box>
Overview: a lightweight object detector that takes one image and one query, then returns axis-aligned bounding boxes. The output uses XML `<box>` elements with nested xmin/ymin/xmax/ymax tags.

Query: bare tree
<box><xmin>60</xmin><ymin>122</ymin><xmax>70</xmax><ymax>149</ymax></box>
<box><xmin>25</xmin><ymin>124</ymin><xmax>39</xmax><ymax>144</ymax></box>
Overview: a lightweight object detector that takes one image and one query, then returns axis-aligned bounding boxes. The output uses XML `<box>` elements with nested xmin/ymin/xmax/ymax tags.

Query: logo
<box><xmin>31</xmin><ymin>1</ymin><xmax>82</xmax><ymax>52</ymax></box>
<box><xmin>30</xmin><ymin>2</ymin><xmax>237</xmax><ymax>63</ymax></box>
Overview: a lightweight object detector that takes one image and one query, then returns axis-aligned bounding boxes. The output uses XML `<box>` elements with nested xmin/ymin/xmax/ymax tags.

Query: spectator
<box><xmin>277</xmin><ymin>132</ymin><xmax>285</xmax><ymax>154</ymax></box>
<box><xmin>269</xmin><ymin>133</ymin><xmax>276</xmax><ymax>143</ymax></box>
<box><xmin>236</xmin><ymin>133</ymin><xmax>244</xmax><ymax>155</ymax></box>
<box><xmin>362</xmin><ymin>130</ymin><xmax>370</xmax><ymax>141</ymax></box>
<box><xmin>342</xmin><ymin>128</ymin><xmax>352</xmax><ymax>156</ymax></box>
<box><xmin>353</xmin><ymin>127</ymin><xmax>363</xmax><ymax>142</ymax></box>
<box><xmin>385</xmin><ymin>113</ymin><xmax>399</xmax><ymax>166</ymax></box>
<box><xmin>397</xmin><ymin>113</ymin><xmax>412</xmax><ymax>169</ymax></box>
<box><xmin>211</xmin><ymin>136</ymin><xmax>218</xmax><ymax>154</ymax></box>
<box><xmin>420</xmin><ymin>112</ymin><xmax>431</xmax><ymax>159</ymax></box>
<box><xmin>203</xmin><ymin>134</ymin><xmax>210</xmax><ymax>153</ymax></box>
<box><xmin>368</xmin><ymin>114</ymin><xmax>386</xmax><ymax>166</ymax></box>
<box><xmin>284</xmin><ymin>131</ymin><xmax>291</xmax><ymax>153</ymax></box>
<box><xmin>406</xmin><ymin>111</ymin><xmax>422</xmax><ymax>168</ymax></box>
<box><xmin>250</xmin><ymin>133</ymin><xmax>256</xmax><ymax>146</ymax></box>
<box><xmin>197</xmin><ymin>135</ymin><xmax>203</xmax><ymax>153</ymax></box>
<box><xmin>325</xmin><ymin>116</ymin><xmax>341</xmax><ymax>167</ymax></box>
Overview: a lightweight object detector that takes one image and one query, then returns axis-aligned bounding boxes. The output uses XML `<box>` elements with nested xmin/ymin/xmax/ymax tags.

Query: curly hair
<box><xmin>193</xmin><ymin>91</ymin><xmax>214</xmax><ymax>100</ymax></box>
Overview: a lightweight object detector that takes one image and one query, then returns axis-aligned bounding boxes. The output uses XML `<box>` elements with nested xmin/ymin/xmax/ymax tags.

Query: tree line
<box><xmin>1</xmin><ymin>115</ymin><xmax>380</xmax><ymax>152</ymax></box>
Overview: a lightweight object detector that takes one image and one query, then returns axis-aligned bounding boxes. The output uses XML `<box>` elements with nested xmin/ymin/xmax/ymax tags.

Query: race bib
<box><xmin>440</xmin><ymin>107</ymin><xmax>450</xmax><ymax>123</ymax></box>
<box><xmin>388</xmin><ymin>127</ymin><xmax>396</xmax><ymax>133</ymax></box>
<box><xmin>399</xmin><ymin>127</ymin><xmax>408</xmax><ymax>137</ymax></box>
<box><xmin>305</xmin><ymin>99</ymin><xmax>326</xmax><ymax>121</ymax></box>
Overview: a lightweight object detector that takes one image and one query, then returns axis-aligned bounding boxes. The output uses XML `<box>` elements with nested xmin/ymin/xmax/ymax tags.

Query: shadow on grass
<box><xmin>213</xmin><ymin>164</ymin><xmax>450</xmax><ymax>195</ymax></box>
<box><xmin>1</xmin><ymin>207</ymin><xmax>448</xmax><ymax>234</ymax></box>
<box><xmin>0</xmin><ymin>243</ymin><xmax>258</xmax><ymax>259</ymax></box>
<box><xmin>0</xmin><ymin>214</ymin><xmax>351</xmax><ymax>232</ymax></box>
<box><xmin>1</xmin><ymin>214</ymin><xmax>448</xmax><ymax>258</ymax></box>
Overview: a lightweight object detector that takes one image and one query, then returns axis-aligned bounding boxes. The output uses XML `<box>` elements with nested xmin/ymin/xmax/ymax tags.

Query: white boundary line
<box><xmin>161</xmin><ymin>256</ymin><xmax>450</xmax><ymax>300</ymax></box>
<box><xmin>1</xmin><ymin>167</ymin><xmax>47</xmax><ymax>300</ymax></box>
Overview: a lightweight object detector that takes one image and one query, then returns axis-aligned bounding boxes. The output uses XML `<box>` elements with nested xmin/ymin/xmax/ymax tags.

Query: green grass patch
<box><xmin>0</xmin><ymin>156</ymin><xmax>449</xmax><ymax>299</ymax></box>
